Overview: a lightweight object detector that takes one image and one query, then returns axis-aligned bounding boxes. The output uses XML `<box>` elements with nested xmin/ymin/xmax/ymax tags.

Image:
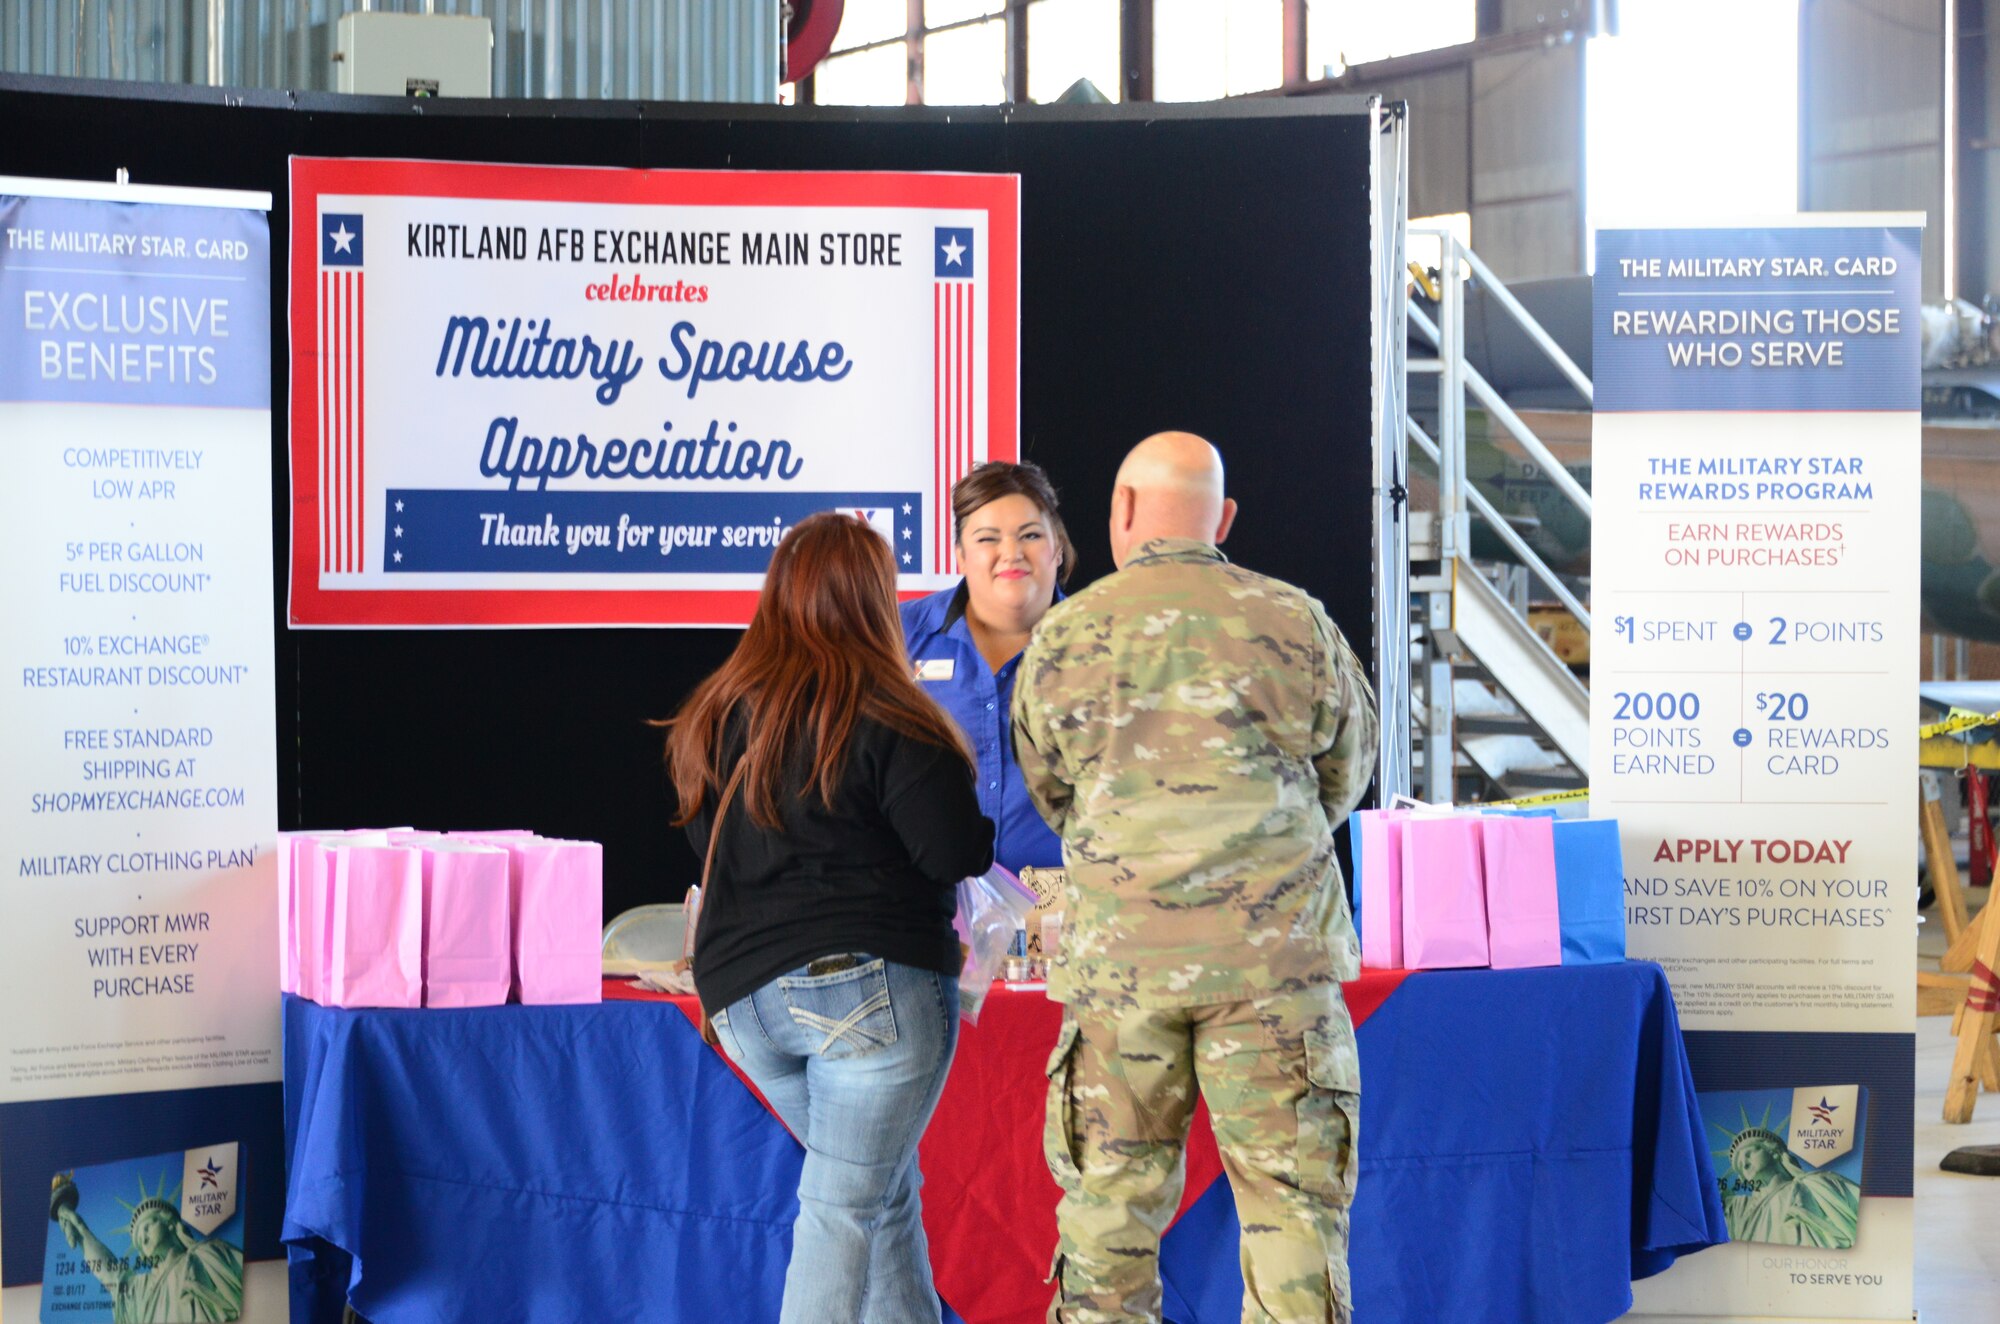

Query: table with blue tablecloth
<box><xmin>282</xmin><ymin>960</ymin><xmax>1726</xmax><ymax>1324</ymax></box>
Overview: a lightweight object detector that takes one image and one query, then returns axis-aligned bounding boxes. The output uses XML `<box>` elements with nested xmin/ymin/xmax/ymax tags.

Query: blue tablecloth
<box><xmin>1158</xmin><ymin>962</ymin><xmax>1727</xmax><ymax>1323</ymax></box>
<box><xmin>282</xmin><ymin>961</ymin><xmax>1724</xmax><ymax>1324</ymax></box>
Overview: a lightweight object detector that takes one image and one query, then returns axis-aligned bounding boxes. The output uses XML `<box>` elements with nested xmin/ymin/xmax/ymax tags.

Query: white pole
<box><xmin>208</xmin><ymin>0</ymin><xmax>224</xmax><ymax>86</ymax></box>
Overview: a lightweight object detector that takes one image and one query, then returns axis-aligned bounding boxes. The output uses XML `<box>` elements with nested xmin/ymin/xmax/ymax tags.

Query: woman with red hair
<box><xmin>666</xmin><ymin>511</ymin><xmax>993</xmax><ymax>1324</ymax></box>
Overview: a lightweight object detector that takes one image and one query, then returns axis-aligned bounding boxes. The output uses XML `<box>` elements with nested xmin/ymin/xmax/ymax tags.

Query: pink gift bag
<box><xmin>296</xmin><ymin>830</ymin><xmax>388</xmax><ymax>1002</ymax></box>
<box><xmin>325</xmin><ymin>844</ymin><xmax>424</xmax><ymax>1008</ymax></box>
<box><xmin>278</xmin><ymin>829</ymin><xmax>368</xmax><ymax>994</ymax></box>
<box><xmin>275</xmin><ymin>832</ymin><xmax>309</xmax><ymax>994</ymax></box>
<box><xmin>1399</xmin><ymin>813</ymin><xmax>1491</xmax><ymax>969</ymax></box>
<box><xmin>1479</xmin><ymin>815</ymin><xmax>1562</xmax><ymax>969</ymax></box>
<box><xmin>1353</xmin><ymin>809</ymin><xmax>1409</xmax><ymax>969</ymax></box>
<box><xmin>421</xmin><ymin>842</ymin><xmax>513</xmax><ymax>1008</ymax></box>
<box><xmin>512</xmin><ymin>838</ymin><xmax>603</xmax><ymax>1005</ymax></box>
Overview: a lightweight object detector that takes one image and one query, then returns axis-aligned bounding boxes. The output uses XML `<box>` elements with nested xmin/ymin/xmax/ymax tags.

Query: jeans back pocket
<box><xmin>777</xmin><ymin>956</ymin><xmax>898</xmax><ymax>1058</ymax></box>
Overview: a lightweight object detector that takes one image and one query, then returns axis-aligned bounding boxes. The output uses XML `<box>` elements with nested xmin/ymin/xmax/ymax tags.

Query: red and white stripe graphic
<box><xmin>319</xmin><ymin>268</ymin><xmax>364</xmax><ymax>574</ymax></box>
<box><xmin>934</xmin><ymin>280</ymin><xmax>976</xmax><ymax>574</ymax></box>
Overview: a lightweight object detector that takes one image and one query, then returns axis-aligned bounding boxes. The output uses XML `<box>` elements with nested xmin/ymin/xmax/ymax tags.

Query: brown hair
<box><xmin>951</xmin><ymin>460</ymin><xmax>1076</xmax><ymax>585</ymax></box>
<box><xmin>663</xmin><ymin>512</ymin><xmax>973</xmax><ymax>829</ymax></box>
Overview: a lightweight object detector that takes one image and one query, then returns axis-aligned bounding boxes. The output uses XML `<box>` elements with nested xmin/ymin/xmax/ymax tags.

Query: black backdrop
<box><xmin>0</xmin><ymin>78</ymin><xmax>1381</xmax><ymax>923</ymax></box>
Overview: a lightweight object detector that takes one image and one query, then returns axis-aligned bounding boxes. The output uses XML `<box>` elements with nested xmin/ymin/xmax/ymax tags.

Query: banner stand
<box><xmin>0</xmin><ymin>175</ymin><xmax>284</xmax><ymax>1322</ymax></box>
<box><xmin>1594</xmin><ymin>214</ymin><xmax>1923</xmax><ymax>1323</ymax></box>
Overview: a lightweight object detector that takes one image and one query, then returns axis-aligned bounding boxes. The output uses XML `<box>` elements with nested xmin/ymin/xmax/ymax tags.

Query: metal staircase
<box><xmin>1405</xmin><ymin>233</ymin><xmax>1592</xmax><ymax>804</ymax></box>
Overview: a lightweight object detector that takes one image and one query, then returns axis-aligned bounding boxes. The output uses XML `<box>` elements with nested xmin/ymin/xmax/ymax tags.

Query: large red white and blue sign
<box><xmin>287</xmin><ymin>158</ymin><xmax>1019</xmax><ymax>627</ymax></box>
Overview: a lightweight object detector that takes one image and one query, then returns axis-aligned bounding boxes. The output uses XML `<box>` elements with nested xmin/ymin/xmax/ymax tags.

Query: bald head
<box><xmin>1108</xmin><ymin>431</ymin><xmax>1238</xmax><ymax>568</ymax></box>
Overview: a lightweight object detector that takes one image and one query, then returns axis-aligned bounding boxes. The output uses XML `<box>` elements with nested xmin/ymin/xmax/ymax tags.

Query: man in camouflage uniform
<box><xmin>1012</xmin><ymin>431</ymin><xmax>1377</xmax><ymax>1324</ymax></box>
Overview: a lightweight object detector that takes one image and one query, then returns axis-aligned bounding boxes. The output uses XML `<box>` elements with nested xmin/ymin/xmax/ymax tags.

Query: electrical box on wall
<box><xmin>334</xmin><ymin>12</ymin><xmax>493</xmax><ymax>98</ymax></box>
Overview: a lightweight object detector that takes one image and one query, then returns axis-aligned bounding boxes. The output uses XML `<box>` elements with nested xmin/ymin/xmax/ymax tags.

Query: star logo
<box><xmin>901</xmin><ymin>551</ymin><xmax>912</xmax><ymax>565</ymax></box>
<box><xmin>1807</xmin><ymin>1097</ymin><xmax>1839</xmax><ymax>1125</ymax></box>
<box><xmin>394</xmin><ymin>499</ymin><xmax>405</xmax><ymax>513</ymax></box>
<box><xmin>394</xmin><ymin>525</ymin><xmax>403</xmax><ymax>538</ymax></box>
<box><xmin>321</xmin><ymin>213</ymin><xmax>365</xmax><ymax>267</ymax></box>
<box><xmin>902</xmin><ymin>503</ymin><xmax>912</xmax><ymax>515</ymax></box>
<box><xmin>932</xmin><ymin>227</ymin><xmax>975</xmax><ymax>279</ymax></box>
<box><xmin>393</xmin><ymin>549</ymin><xmax>403</xmax><ymax>564</ymax></box>
<box><xmin>901</xmin><ymin>527</ymin><xmax>911</xmax><ymax>539</ymax></box>
<box><xmin>197</xmin><ymin>1157</ymin><xmax>222</xmax><ymax>1190</ymax></box>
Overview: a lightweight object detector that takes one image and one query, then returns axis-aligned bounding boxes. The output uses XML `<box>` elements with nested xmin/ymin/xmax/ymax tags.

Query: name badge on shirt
<box><xmin>915</xmin><ymin>658</ymin><xmax>956</xmax><ymax>682</ymax></box>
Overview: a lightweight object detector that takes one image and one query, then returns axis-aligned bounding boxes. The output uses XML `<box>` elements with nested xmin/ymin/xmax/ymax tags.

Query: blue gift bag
<box><xmin>1349</xmin><ymin>816</ymin><xmax>1362</xmax><ymax>930</ymax></box>
<box><xmin>1552</xmin><ymin>818</ymin><xmax>1627</xmax><ymax>965</ymax></box>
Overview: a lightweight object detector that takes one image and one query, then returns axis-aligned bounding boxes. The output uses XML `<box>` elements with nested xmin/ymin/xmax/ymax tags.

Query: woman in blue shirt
<box><xmin>901</xmin><ymin>461</ymin><xmax>1073</xmax><ymax>873</ymax></box>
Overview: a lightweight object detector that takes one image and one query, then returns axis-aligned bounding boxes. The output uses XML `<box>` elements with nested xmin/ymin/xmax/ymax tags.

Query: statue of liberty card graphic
<box><xmin>41</xmin><ymin>1144</ymin><xmax>244</xmax><ymax>1323</ymax></box>
<box><xmin>1700</xmin><ymin>1086</ymin><xmax>1867</xmax><ymax>1250</ymax></box>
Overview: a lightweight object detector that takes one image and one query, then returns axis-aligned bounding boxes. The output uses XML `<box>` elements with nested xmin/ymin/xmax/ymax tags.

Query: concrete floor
<box><xmin>1912</xmin><ymin>1009</ymin><xmax>2000</xmax><ymax>1323</ymax></box>
<box><xmin>1912</xmin><ymin>897</ymin><xmax>2000</xmax><ymax>1324</ymax></box>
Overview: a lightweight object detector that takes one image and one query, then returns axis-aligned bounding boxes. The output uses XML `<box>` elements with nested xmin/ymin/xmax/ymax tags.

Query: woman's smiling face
<box><xmin>958</xmin><ymin>492</ymin><xmax>1061</xmax><ymax>624</ymax></box>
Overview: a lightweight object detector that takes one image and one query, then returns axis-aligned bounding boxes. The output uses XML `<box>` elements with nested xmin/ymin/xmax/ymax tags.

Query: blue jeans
<box><xmin>713</xmin><ymin>956</ymin><xmax>960</xmax><ymax>1324</ymax></box>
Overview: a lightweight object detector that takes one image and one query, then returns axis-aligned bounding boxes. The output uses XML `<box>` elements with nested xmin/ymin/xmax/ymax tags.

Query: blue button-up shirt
<box><xmin>901</xmin><ymin>583</ymin><xmax>1063</xmax><ymax>874</ymax></box>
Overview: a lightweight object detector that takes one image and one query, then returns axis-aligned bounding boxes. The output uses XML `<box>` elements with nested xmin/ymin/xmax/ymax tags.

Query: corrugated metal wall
<box><xmin>1969</xmin><ymin>0</ymin><xmax>1996</xmax><ymax>299</ymax></box>
<box><xmin>1390</xmin><ymin>67</ymin><xmax>1470</xmax><ymax>223</ymax></box>
<box><xmin>1339</xmin><ymin>27</ymin><xmax>1589</xmax><ymax>283</ymax></box>
<box><xmin>1467</xmin><ymin>38</ymin><xmax>1586</xmax><ymax>282</ymax></box>
<box><xmin>0</xmin><ymin>0</ymin><xmax>780</xmax><ymax>102</ymax></box>
<box><xmin>1801</xmin><ymin>0</ymin><xmax>1946</xmax><ymax>300</ymax></box>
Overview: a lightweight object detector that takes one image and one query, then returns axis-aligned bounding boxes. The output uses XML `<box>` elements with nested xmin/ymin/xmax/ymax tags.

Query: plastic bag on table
<box><xmin>682</xmin><ymin>884</ymin><xmax>703</xmax><ymax>961</ymax></box>
<box><xmin>952</xmin><ymin>865</ymin><xmax>1037</xmax><ymax>1024</ymax></box>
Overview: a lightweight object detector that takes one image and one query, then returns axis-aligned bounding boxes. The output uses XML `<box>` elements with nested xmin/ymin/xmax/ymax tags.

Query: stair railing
<box><xmin>1405</xmin><ymin>231</ymin><xmax>1594</xmax><ymax>801</ymax></box>
<box><xmin>1406</xmin><ymin>230</ymin><xmax>1594</xmax><ymax>633</ymax></box>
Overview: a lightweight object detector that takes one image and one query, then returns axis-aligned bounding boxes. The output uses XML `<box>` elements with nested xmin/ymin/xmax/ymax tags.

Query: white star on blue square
<box><xmin>322</xmin><ymin>214</ymin><xmax>364</xmax><ymax>267</ymax></box>
<box><xmin>934</xmin><ymin>227</ymin><xmax>974</xmax><ymax>278</ymax></box>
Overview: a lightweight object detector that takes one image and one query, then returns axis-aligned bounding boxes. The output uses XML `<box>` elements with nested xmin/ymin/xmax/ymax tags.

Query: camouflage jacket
<box><xmin>1011</xmin><ymin>538</ymin><xmax>1378</xmax><ymax>1009</ymax></box>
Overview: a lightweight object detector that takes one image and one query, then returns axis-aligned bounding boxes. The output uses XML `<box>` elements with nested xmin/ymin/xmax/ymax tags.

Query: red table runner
<box><xmin>606</xmin><ymin>969</ymin><xmax>1412</xmax><ymax>1324</ymax></box>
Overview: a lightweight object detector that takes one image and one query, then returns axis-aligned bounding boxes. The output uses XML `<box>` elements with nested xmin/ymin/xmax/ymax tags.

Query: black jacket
<box><xmin>685</xmin><ymin>713</ymin><xmax>994</xmax><ymax>1015</ymax></box>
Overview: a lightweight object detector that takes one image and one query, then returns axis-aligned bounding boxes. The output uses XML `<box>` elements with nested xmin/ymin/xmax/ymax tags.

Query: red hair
<box><xmin>664</xmin><ymin>512</ymin><xmax>972</xmax><ymax>828</ymax></box>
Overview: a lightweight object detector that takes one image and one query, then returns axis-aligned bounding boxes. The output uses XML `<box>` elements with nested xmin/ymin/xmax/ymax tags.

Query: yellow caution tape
<box><xmin>1920</xmin><ymin>735</ymin><xmax>2000</xmax><ymax>771</ymax></box>
<box><xmin>1919</xmin><ymin>709</ymin><xmax>2000</xmax><ymax>740</ymax></box>
<box><xmin>1484</xmin><ymin>787</ymin><xmax>1591</xmax><ymax>807</ymax></box>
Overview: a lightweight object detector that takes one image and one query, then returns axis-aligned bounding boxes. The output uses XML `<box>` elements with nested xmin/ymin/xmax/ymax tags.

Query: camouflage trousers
<box><xmin>1042</xmin><ymin>982</ymin><xmax>1360</xmax><ymax>1324</ymax></box>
